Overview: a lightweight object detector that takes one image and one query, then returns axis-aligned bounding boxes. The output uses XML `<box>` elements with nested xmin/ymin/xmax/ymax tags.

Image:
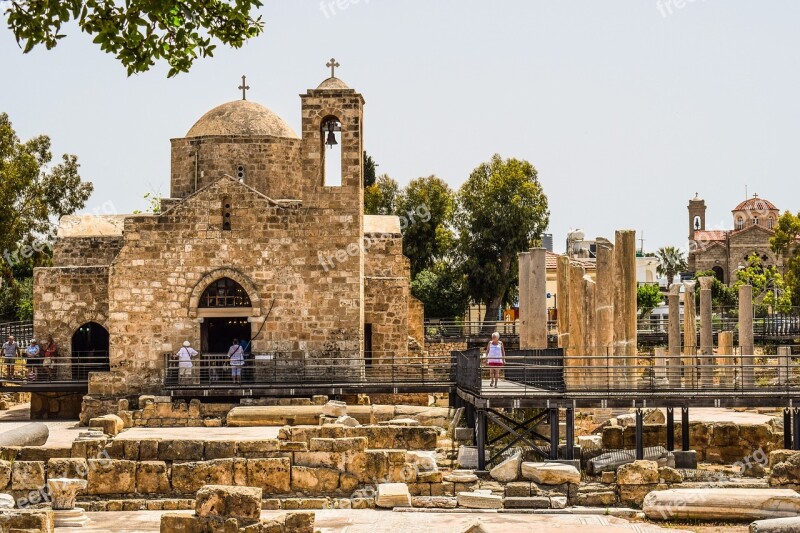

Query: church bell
<box><xmin>325</xmin><ymin>121</ymin><xmax>339</xmax><ymax>148</ymax></box>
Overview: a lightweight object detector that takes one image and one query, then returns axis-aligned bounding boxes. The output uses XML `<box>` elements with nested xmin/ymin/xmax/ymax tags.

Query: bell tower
<box><xmin>688</xmin><ymin>193</ymin><xmax>706</xmax><ymax>241</ymax></box>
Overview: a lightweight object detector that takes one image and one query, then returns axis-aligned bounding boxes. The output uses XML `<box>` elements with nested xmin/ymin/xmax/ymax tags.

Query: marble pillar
<box><xmin>739</xmin><ymin>284</ymin><xmax>754</xmax><ymax>388</ymax></box>
<box><xmin>613</xmin><ymin>230</ymin><xmax>637</xmax><ymax>385</ymax></box>
<box><xmin>699</xmin><ymin>276</ymin><xmax>714</xmax><ymax>387</ymax></box>
<box><xmin>583</xmin><ymin>275</ymin><xmax>597</xmax><ymax>379</ymax></box>
<box><xmin>777</xmin><ymin>346</ymin><xmax>790</xmax><ymax>386</ymax></box>
<box><xmin>668</xmin><ymin>283</ymin><xmax>682</xmax><ymax>385</ymax></box>
<box><xmin>717</xmin><ymin>331</ymin><xmax>734</xmax><ymax>387</ymax></box>
<box><xmin>530</xmin><ymin>248</ymin><xmax>548</xmax><ymax>349</ymax></box>
<box><xmin>595</xmin><ymin>238</ymin><xmax>615</xmax><ymax>361</ymax></box>
<box><xmin>556</xmin><ymin>255</ymin><xmax>570</xmax><ymax>352</ymax></box>
<box><xmin>569</xmin><ymin>262</ymin><xmax>586</xmax><ymax>388</ymax></box>
<box><xmin>654</xmin><ymin>347</ymin><xmax>668</xmax><ymax>386</ymax></box>
<box><xmin>683</xmin><ymin>280</ymin><xmax>698</xmax><ymax>386</ymax></box>
<box><xmin>518</xmin><ymin>251</ymin><xmax>532</xmax><ymax>349</ymax></box>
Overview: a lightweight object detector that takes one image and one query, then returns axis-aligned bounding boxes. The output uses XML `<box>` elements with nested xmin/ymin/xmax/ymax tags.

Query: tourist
<box><xmin>484</xmin><ymin>332</ymin><xmax>506</xmax><ymax>388</ymax></box>
<box><xmin>26</xmin><ymin>339</ymin><xmax>41</xmax><ymax>381</ymax></box>
<box><xmin>228</xmin><ymin>338</ymin><xmax>244</xmax><ymax>384</ymax></box>
<box><xmin>42</xmin><ymin>336</ymin><xmax>58</xmax><ymax>381</ymax></box>
<box><xmin>175</xmin><ymin>341</ymin><xmax>197</xmax><ymax>385</ymax></box>
<box><xmin>2</xmin><ymin>335</ymin><xmax>18</xmax><ymax>380</ymax></box>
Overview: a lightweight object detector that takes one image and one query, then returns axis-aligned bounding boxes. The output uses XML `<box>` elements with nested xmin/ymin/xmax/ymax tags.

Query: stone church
<box><xmin>688</xmin><ymin>193</ymin><xmax>782</xmax><ymax>284</ymax></box>
<box><xmin>33</xmin><ymin>69</ymin><xmax>424</xmax><ymax>402</ymax></box>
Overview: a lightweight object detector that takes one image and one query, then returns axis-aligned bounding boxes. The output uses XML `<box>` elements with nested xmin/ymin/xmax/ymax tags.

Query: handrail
<box><xmin>0</xmin><ymin>353</ymin><xmax>109</xmax><ymax>383</ymax></box>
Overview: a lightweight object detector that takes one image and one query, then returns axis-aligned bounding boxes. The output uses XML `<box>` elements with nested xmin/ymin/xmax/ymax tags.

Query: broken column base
<box><xmin>53</xmin><ymin>508</ymin><xmax>89</xmax><ymax>527</ymax></box>
<box><xmin>673</xmin><ymin>450</ymin><xmax>698</xmax><ymax>469</ymax></box>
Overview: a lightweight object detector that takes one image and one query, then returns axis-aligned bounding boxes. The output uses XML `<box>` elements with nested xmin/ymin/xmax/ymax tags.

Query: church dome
<box><xmin>186</xmin><ymin>100</ymin><xmax>299</xmax><ymax>139</ymax></box>
<box><xmin>732</xmin><ymin>195</ymin><xmax>778</xmax><ymax>213</ymax></box>
<box><xmin>316</xmin><ymin>77</ymin><xmax>350</xmax><ymax>90</ymax></box>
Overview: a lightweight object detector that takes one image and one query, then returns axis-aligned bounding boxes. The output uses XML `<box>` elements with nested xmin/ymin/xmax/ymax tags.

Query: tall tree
<box><xmin>735</xmin><ymin>253</ymin><xmax>793</xmax><ymax>313</ymax></box>
<box><xmin>655</xmin><ymin>246</ymin><xmax>687</xmax><ymax>285</ymax></box>
<box><xmin>364</xmin><ymin>174</ymin><xmax>398</xmax><ymax>216</ymax></box>
<box><xmin>770</xmin><ymin>211</ymin><xmax>800</xmax><ymax>305</ymax></box>
<box><xmin>410</xmin><ymin>260</ymin><xmax>470</xmax><ymax>319</ymax></box>
<box><xmin>457</xmin><ymin>154</ymin><xmax>549</xmax><ymax>323</ymax></box>
<box><xmin>4</xmin><ymin>0</ymin><xmax>264</xmax><ymax>77</ymax></box>
<box><xmin>363</xmin><ymin>151</ymin><xmax>378</xmax><ymax>188</ymax></box>
<box><xmin>394</xmin><ymin>176</ymin><xmax>456</xmax><ymax>277</ymax></box>
<box><xmin>0</xmin><ymin>113</ymin><xmax>93</xmax><ymax>318</ymax></box>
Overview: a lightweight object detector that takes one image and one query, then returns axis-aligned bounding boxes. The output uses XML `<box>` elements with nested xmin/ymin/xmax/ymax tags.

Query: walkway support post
<box><xmin>565</xmin><ymin>406</ymin><xmax>575</xmax><ymax>460</ymax></box>
<box><xmin>681</xmin><ymin>407</ymin><xmax>690</xmax><ymax>451</ymax></box>
<box><xmin>666</xmin><ymin>407</ymin><xmax>675</xmax><ymax>452</ymax></box>
<box><xmin>549</xmin><ymin>408</ymin><xmax>559</xmax><ymax>460</ymax></box>
<box><xmin>794</xmin><ymin>408</ymin><xmax>800</xmax><ymax>452</ymax></box>
<box><xmin>476</xmin><ymin>408</ymin><xmax>487</xmax><ymax>471</ymax></box>
<box><xmin>785</xmin><ymin>408</ymin><xmax>793</xmax><ymax>450</ymax></box>
<box><xmin>635</xmin><ymin>408</ymin><xmax>644</xmax><ymax>460</ymax></box>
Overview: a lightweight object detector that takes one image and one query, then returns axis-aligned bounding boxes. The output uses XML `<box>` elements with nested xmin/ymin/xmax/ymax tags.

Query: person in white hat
<box><xmin>175</xmin><ymin>341</ymin><xmax>197</xmax><ymax>384</ymax></box>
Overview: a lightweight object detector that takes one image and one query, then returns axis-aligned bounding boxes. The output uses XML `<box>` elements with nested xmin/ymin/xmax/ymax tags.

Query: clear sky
<box><xmin>2</xmin><ymin>1</ymin><xmax>799</xmax><ymax>253</ymax></box>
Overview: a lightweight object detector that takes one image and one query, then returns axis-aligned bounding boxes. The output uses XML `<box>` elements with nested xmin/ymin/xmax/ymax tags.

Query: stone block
<box><xmin>673</xmin><ymin>450</ymin><xmax>698</xmax><ymax>469</ymax></box>
<box><xmin>284</xmin><ymin>511</ymin><xmax>315</xmax><ymax>533</ymax></box>
<box><xmin>205</xmin><ymin>441</ymin><xmax>237</xmax><ymax>460</ymax></box>
<box><xmin>617</xmin><ymin>460</ymin><xmax>659</xmax><ymax>485</ymax></box>
<box><xmin>658</xmin><ymin>466</ymin><xmax>683</xmax><ymax>483</ymax></box>
<box><xmin>12</xmin><ymin>460</ymin><xmax>46</xmax><ymax>490</ymax></box>
<box><xmin>345</xmin><ymin>451</ymin><xmax>389</xmax><ymax>483</ymax></box>
<box><xmin>246</xmin><ymin>458</ymin><xmax>291</xmax><ymax>494</ymax></box>
<box><xmin>457</xmin><ymin>491</ymin><xmax>504</xmax><ymax>509</ymax></box>
<box><xmin>159</xmin><ymin>512</ymin><xmax>201</xmax><ymax>533</ymax></box>
<box><xmin>575</xmin><ymin>484</ymin><xmax>617</xmax><ymax>506</ymax></box>
<box><xmin>505</xmin><ymin>482</ymin><xmax>531</xmax><ymax>497</ymax></box>
<box><xmin>0</xmin><ymin>460</ymin><xmax>10</xmax><ymax>490</ymax></box>
<box><xmin>88</xmin><ymin>414</ymin><xmax>125</xmax><ymax>436</ymax></box>
<box><xmin>520</xmin><ymin>462</ymin><xmax>580</xmax><ymax>485</ymax></box>
<box><xmin>136</xmin><ymin>461</ymin><xmax>170</xmax><ymax>494</ymax></box>
<box><xmin>47</xmin><ymin>458</ymin><xmax>88</xmax><ymax>480</ymax></box>
<box><xmin>619</xmin><ymin>484</ymin><xmax>657</xmax><ymax>507</ymax></box>
<box><xmin>195</xmin><ymin>485</ymin><xmax>262</xmax><ymax>521</ymax></box>
<box><xmin>237</xmin><ymin>440</ymin><xmax>280</xmax><ymax>457</ymax></box>
<box><xmin>157</xmin><ymin>440</ymin><xmax>204</xmax><ymax>461</ymax></box>
<box><xmin>323</xmin><ymin>400</ymin><xmax>347</xmax><ymax>417</ymax></box>
<box><xmin>417</xmin><ymin>471</ymin><xmax>442</xmax><ymax>483</ymax></box>
<box><xmin>769</xmin><ymin>450</ymin><xmax>796</xmax><ymax>469</ymax></box>
<box><xmin>171</xmin><ymin>461</ymin><xmax>210</xmax><ymax>494</ymax></box>
<box><xmin>503</xmin><ymin>496</ymin><xmax>551</xmax><ymax>509</ymax></box>
<box><xmin>138</xmin><ymin>439</ymin><xmax>159</xmax><ymax>461</ymax></box>
<box><xmin>0</xmin><ymin>508</ymin><xmax>54</xmax><ymax>532</ymax></box>
<box><xmin>71</xmin><ymin>438</ymin><xmax>106</xmax><ymax>459</ymax></box>
<box><xmin>457</xmin><ymin>446</ymin><xmax>478</xmax><ymax>469</ymax></box>
<box><xmin>293</xmin><ymin>451</ymin><xmax>345</xmax><ymax>471</ymax></box>
<box><xmin>411</xmin><ymin>496</ymin><xmax>457</xmax><ymax>508</ymax></box>
<box><xmin>490</xmin><ymin>451</ymin><xmax>521</xmax><ymax>483</ymax></box>
<box><xmin>375</xmin><ymin>482</ymin><xmax>411</xmax><ymax>508</ymax></box>
<box><xmin>87</xmin><ymin>459</ymin><xmax>136</xmax><ymax>495</ymax></box>
<box><xmin>444</xmin><ymin>470</ymin><xmax>478</xmax><ymax>483</ymax></box>
<box><xmin>291</xmin><ymin>466</ymin><xmax>340</xmax><ymax>493</ymax></box>
<box><xmin>550</xmin><ymin>496</ymin><xmax>568</xmax><ymax>509</ymax></box>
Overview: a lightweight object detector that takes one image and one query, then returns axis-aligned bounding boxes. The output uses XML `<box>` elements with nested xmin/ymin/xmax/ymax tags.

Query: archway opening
<box><xmin>198</xmin><ymin>277</ymin><xmax>253</xmax><ymax>381</ymax></box>
<box><xmin>712</xmin><ymin>266</ymin><xmax>725</xmax><ymax>283</ymax></box>
<box><xmin>71</xmin><ymin>322</ymin><xmax>110</xmax><ymax>380</ymax></box>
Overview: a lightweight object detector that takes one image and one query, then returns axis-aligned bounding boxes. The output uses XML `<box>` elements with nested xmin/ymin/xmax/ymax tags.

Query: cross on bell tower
<box><xmin>238</xmin><ymin>75</ymin><xmax>250</xmax><ymax>100</ymax></box>
<box><xmin>326</xmin><ymin>58</ymin><xmax>340</xmax><ymax>78</ymax></box>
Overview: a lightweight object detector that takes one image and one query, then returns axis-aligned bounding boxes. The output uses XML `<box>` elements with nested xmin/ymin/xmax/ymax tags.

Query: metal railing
<box><xmin>0</xmin><ymin>353</ymin><xmax>109</xmax><ymax>384</ymax></box>
<box><xmin>424</xmin><ymin>320</ymin><xmax>520</xmax><ymax>340</ymax></box>
<box><xmin>455</xmin><ymin>348</ymin><xmax>564</xmax><ymax>395</ymax></box>
<box><xmin>163</xmin><ymin>350</ymin><xmax>455</xmax><ymax>389</ymax></box>
<box><xmin>0</xmin><ymin>321</ymin><xmax>35</xmax><ymax>344</ymax></box>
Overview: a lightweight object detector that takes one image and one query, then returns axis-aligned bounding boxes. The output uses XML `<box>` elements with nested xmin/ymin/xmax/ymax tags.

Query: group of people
<box><xmin>1</xmin><ymin>335</ymin><xmax>59</xmax><ymax>382</ymax></box>
<box><xmin>174</xmin><ymin>339</ymin><xmax>247</xmax><ymax>385</ymax></box>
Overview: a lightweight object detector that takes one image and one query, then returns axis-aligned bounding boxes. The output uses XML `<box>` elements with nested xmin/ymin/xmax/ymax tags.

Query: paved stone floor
<box><xmin>67</xmin><ymin>510</ymin><xmax>692</xmax><ymax>532</ymax></box>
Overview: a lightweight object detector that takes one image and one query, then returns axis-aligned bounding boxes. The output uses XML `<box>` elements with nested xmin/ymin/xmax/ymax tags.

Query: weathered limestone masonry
<box><xmin>33</xmin><ymin>74</ymin><xmax>425</xmax><ymax>413</ymax></box>
<box><xmin>595</xmin><ymin>238</ymin><xmax>614</xmax><ymax>361</ymax></box>
<box><xmin>518</xmin><ymin>248</ymin><xmax>547</xmax><ymax>349</ymax></box>
<box><xmin>740</xmin><ymin>284</ymin><xmax>755</xmax><ymax>387</ymax></box>
<box><xmin>556</xmin><ymin>255</ymin><xmax>570</xmax><ymax>352</ymax></box>
<box><xmin>718</xmin><ymin>331</ymin><xmax>735</xmax><ymax>384</ymax></box>
<box><xmin>613</xmin><ymin>230</ymin><xmax>637</xmax><ymax>384</ymax></box>
<box><xmin>667</xmin><ymin>284</ymin><xmax>681</xmax><ymax>385</ymax></box>
<box><xmin>567</xmin><ymin>262</ymin><xmax>585</xmax><ymax>387</ymax></box>
<box><xmin>582</xmin><ymin>274</ymin><xmax>597</xmax><ymax>370</ymax></box>
<box><xmin>699</xmin><ymin>276</ymin><xmax>714</xmax><ymax>386</ymax></box>
<box><xmin>683</xmin><ymin>280</ymin><xmax>698</xmax><ymax>386</ymax></box>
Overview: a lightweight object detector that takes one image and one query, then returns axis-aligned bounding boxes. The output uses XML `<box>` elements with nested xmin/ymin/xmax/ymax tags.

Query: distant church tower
<box><xmin>687</xmin><ymin>194</ymin><xmax>706</xmax><ymax>272</ymax></box>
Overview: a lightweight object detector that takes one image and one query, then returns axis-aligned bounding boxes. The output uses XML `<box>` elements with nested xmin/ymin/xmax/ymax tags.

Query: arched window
<box><xmin>736</xmin><ymin>217</ymin><xmax>744</xmax><ymax>230</ymax></box>
<box><xmin>200</xmin><ymin>278</ymin><xmax>252</xmax><ymax>308</ymax></box>
<box><xmin>753</xmin><ymin>217</ymin><xmax>759</xmax><ymax>226</ymax></box>
<box><xmin>693</xmin><ymin>215</ymin><xmax>701</xmax><ymax>231</ymax></box>
<box><xmin>768</xmin><ymin>217</ymin><xmax>775</xmax><ymax>229</ymax></box>
<box><xmin>321</xmin><ymin>117</ymin><xmax>342</xmax><ymax>187</ymax></box>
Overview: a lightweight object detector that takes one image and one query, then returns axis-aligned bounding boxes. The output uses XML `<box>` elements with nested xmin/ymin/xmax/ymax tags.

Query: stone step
<box><xmin>502</xmin><ymin>496</ymin><xmax>550</xmax><ymax>509</ymax></box>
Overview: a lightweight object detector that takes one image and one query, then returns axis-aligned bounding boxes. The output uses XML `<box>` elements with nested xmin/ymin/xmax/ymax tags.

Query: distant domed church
<box><xmin>687</xmin><ymin>193</ymin><xmax>782</xmax><ymax>284</ymax></box>
<box><xmin>33</xmin><ymin>67</ymin><xmax>424</xmax><ymax>405</ymax></box>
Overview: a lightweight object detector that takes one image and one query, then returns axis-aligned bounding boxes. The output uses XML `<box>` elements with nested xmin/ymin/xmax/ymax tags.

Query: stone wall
<box><xmin>30</xmin><ymin>392</ymin><xmax>82</xmax><ymax>420</ymax></box>
<box><xmin>52</xmin><ymin>236</ymin><xmax>124</xmax><ymax>267</ymax></box>
<box><xmin>105</xmin><ymin>176</ymin><xmax>364</xmax><ymax>394</ymax></box>
<box><xmin>408</xmin><ymin>297</ymin><xmax>425</xmax><ymax>348</ymax></box>
<box><xmin>170</xmin><ymin>136</ymin><xmax>303</xmax><ymax>201</ymax></box>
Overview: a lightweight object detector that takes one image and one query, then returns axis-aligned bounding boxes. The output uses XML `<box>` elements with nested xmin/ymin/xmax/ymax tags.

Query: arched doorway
<box><xmin>71</xmin><ymin>322</ymin><xmax>110</xmax><ymax>380</ymax></box>
<box><xmin>199</xmin><ymin>277</ymin><xmax>253</xmax><ymax>348</ymax></box>
<box><xmin>712</xmin><ymin>266</ymin><xmax>725</xmax><ymax>283</ymax></box>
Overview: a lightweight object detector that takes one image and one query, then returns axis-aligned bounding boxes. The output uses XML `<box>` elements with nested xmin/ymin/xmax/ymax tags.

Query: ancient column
<box><xmin>518</xmin><ymin>251</ymin><xmax>532</xmax><ymax>349</ymax></box>
<box><xmin>698</xmin><ymin>276</ymin><xmax>714</xmax><ymax>387</ymax></box>
<box><xmin>556</xmin><ymin>255</ymin><xmax>571</xmax><ymax>352</ymax></box>
<box><xmin>595</xmin><ymin>238</ymin><xmax>615</xmax><ymax>362</ymax></box>
<box><xmin>654</xmin><ymin>347</ymin><xmax>668</xmax><ymax>386</ymax></box>
<box><xmin>668</xmin><ymin>283</ymin><xmax>682</xmax><ymax>386</ymax></box>
<box><xmin>777</xmin><ymin>346</ymin><xmax>791</xmax><ymax>386</ymax></box>
<box><xmin>613</xmin><ymin>230</ymin><xmax>637</xmax><ymax>386</ymax></box>
<box><xmin>739</xmin><ymin>284</ymin><xmax>754</xmax><ymax>388</ymax></box>
<box><xmin>530</xmin><ymin>248</ymin><xmax>548</xmax><ymax>349</ymax></box>
<box><xmin>569</xmin><ymin>262</ymin><xmax>586</xmax><ymax>388</ymax></box>
<box><xmin>718</xmin><ymin>331</ymin><xmax>734</xmax><ymax>387</ymax></box>
<box><xmin>583</xmin><ymin>275</ymin><xmax>597</xmax><ymax>384</ymax></box>
<box><xmin>683</xmin><ymin>280</ymin><xmax>698</xmax><ymax>386</ymax></box>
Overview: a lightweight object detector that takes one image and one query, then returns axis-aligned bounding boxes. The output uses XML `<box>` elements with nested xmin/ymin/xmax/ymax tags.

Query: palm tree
<box><xmin>656</xmin><ymin>246</ymin><xmax>688</xmax><ymax>285</ymax></box>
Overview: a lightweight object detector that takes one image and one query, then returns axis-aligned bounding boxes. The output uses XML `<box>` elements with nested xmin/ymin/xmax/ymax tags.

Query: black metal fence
<box><xmin>0</xmin><ymin>353</ymin><xmax>108</xmax><ymax>384</ymax></box>
<box><xmin>455</xmin><ymin>348</ymin><xmax>565</xmax><ymax>395</ymax></box>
